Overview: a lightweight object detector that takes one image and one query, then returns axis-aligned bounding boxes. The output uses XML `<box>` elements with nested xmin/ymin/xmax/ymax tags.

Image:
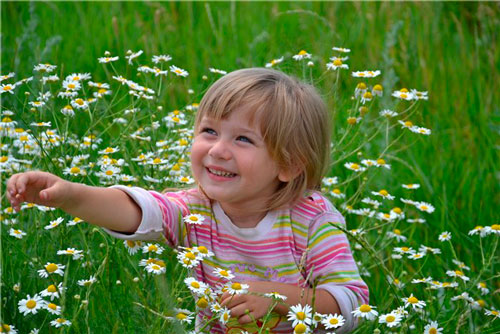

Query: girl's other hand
<box><xmin>6</xmin><ymin>171</ymin><xmax>71</xmax><ymax>212</ymax></box>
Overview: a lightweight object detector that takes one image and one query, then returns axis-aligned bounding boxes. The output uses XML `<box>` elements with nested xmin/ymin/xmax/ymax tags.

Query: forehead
<box><xmin>199</xmin><ymin>104</ymin><xmax>264</xmax><ymax>132</ymax></box>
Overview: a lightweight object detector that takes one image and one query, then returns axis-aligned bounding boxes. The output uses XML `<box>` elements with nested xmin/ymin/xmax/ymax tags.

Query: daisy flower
<box><xmin>142</xmin><ymin>243</ymin><xmax>164</xmax><ymax>255</ymax></box>
<box><xmin>415</xmin><ymin>201</ymin><xmax>435</xmax><ymax>213</ymax></box>
<box><xmin>265</xmin><ymin>57</ymin><xmax>284</xmax><ymax>68</ymax></box>
<box><xmin>287</xmin><ymin>304</ymin><xmax>313</xmax><ymax>327</ymax></box>
<box><xmin>354</xmin><ymin>82</ymin><xmax>367</xmax><ymax>97</ymax></box>
<box><xmin>70</xmin><ymin>98</ymin><xmax>89</xmax><ymax>109</ymax></box>
<box><xmin>226</xmin><ymin>282</ymin><xmax>249</xmax><ymax>295</ymax></box>
<box><xmin>332</xmin><ymin>46</ymin><xmax>350</xmax><ymax>53</ymax></box>
<box><xmin>484</xmin><ymin>309</ymin><xmax>500</xmax><ymax>318</ymax></box>
<box><xmin>125</xmin><ymin>49</ymin><xmax>143</xmax><ymax>64</ymax></box>
<box><xmin>446</xmin><ymin>270</ymin><xmax>470</xmax><ymax>281</ymax></box>
<box><xmin>321</xmin><ymin>313</ymin><xmax>345</xmax><ymax>329</ymax></box>
<box><xmin>178</xmin><ymin>175</ymin><xmax>195</xmax><ymax>184</ymax></box>
<box><xmin>361</xmin><ymin>197</ymin><xmax>381</xmax><ymax>208</ymax></box>
<box><xmin>264</xmin><ymin>292</ymin><xmax>287</xmax><ymax>301</ymax></box>
<box><xmin>392</xmin><ymin>88</ymin><xmax>414</xmax><ymax>100</ymax></box>
<box><xmin>18</xmin><ymin>294</ymin><xmax>45</xmax><ymax>315</ymax></box>
<box><xmin>380</xmin><ymin>109</ymin><xmax>398</xmax><ymax>118</ymax></box>
<box><xmin>293</xmin><ymin>323</ymin><xmax>311</xmax><ymax>334</ymax></box>
<box><xmin>45</xmin><ymin>217</ymin><xmax>64</xmax><ymax>230</ymax></box>
<box><xmin>1</xmin><ymin>83</ymin><xmax>17</xmax><ymax>94</ymax></box>
<box><xmin>411</xmin><ymin>89</ymin><xmax>429</xmax><ymax>100</ymax></box>
<box><xmin>330</xmin><ymin>188</ymin><xmax>345</xmax><ymax>199</ymax></box>
<box><xmin>45</xmin><ymin>302</ymin><xmax>61</xmax><ymax>315</ymax></box>
<box><xmin>394</xmin><ymin>246</ymin><xmax>415</xmax><ymax>255</ymax></box>
<box><xmin>371</xmin><ymin>189</ymin><xmax>395</xmax><ymax>200</ymax></box>
<box><xmin>408</xmin><ymin>252</ymin><xmax>426</xmax><ymax>260</ymax></box>
<box><xmin>468</xmin><ymin>225</ymin><xmax>486</xmax><ymax>236</ymax></box>
<box><xmin>292</xmin><ymin>50</ymin><xmax>312</xmax><ymax>61</ymax></box>
<box><xmin>50</xmin><ymin>318</ymin><xmax>71</xmax><ymax>328</ymax></box>
<box><xmin>40</xmin><ymin>283</ymin><xmax>63</xmax><ymax>300</ymax></box>
<box><xmin>351</xmin><ymin>304</ymin><xmax>378</xmax><ymax>320</ymax></box>
<box><xmin>477</xmin><ymin>282</ymin><xmax>489</xmax><ymax>295</ymax></box>
<box><xmin>352</xmin><ymin>70</ymin><xmax>381</xmax><ymax>78</ymax></box>
<box><xmin>452</xmin><ymin>259</ymin><xmax>470</xmax><ymax>270</ymax></box>
<box><xmin>326</xmin><ymin>58</ymin><xmax>348</xmax><ymax>70</ymax></box>
<box><xmin>152</xmin><ymin>54</ymin><xmax>172</xmax><ymax>63</ymax></box>
<box><xmin>29</xmin><ymin>101</ymin><xmax>45</xmax><ymax>108</ymax></box>
<box><xmin>98</xmin><ymin>56</ymin><xmax>119</xmax><ymax>63</ymax></box>
<box><xmin>145</xmin><ymin>263</ymin><xmax>166</xmax><ymax>275</ymax></box>
<box><xmin>123</xmin><ymin>240</ymin><xmax>142</xmax><ymax>255</ymax></box>
<box><xmin>419</xmin><ymin>245</ymin><xmax>441</xmax><ymax>254</ymax></box>
<box><xmin>377</xmin><ymin>211</ymin><xmax>399</xmax><ymax>222</ymax></box>
<box><xmin>402</xmin><ymin>294</ymin><xmax>426</xmax><ymax>310</ymax></box>
<box><xmin>410</xmin><ymin>126</ymin><xmax>432</xmax><ymax>135</ymax></box>
<box><xmin>77</xmin><ymin>275</ymin><xmax>97</xmax><ymax>287</ymax></box>
<box><xmin>57</xmin><ymin>248</ymin><xmax>84</xmax><ymax>260</ymax></box>
<box><xmin>372</xmin><ymin>84</ymin><xmax>383</xmax><ymax>96</ymax></box>
<box><xmin>62</xmin><ymin>79</ymin><xmax>81</xmax><ymax>91</ymax></box>
<box><xmin>183</xmin><ymin>214</ymin><xmax>205</xmax><ymax>225</ymax></box>
<box><xmin>424</xmin><ymin>321</ymin><xmax>443</xmax><ymax>334</ymax></box>
<box><xmin>213</xmin><ymin>267</ymin><xmax>235</xmax><ymax>280</ymax></box>
<box><xmin>0</xmin><ymin>324</ymin><xmax>17</xmax><ymax>334</ymax></box>
<box><xmin>170</xmin><ymin>65</ymin><xmax>189</xmax><ymax>77</ymax></box>
<box><xmin>438</xmin><ymin>231</ymin><xmax>451</xmax><ymax>242</ymax></box>
<box><xmin>176</xmin><ymin>251</ymin><xmax>200</xmax><ymax>268</ymax></box>
<box><xmin>322</xmin><ymin>176</ymin><xmax>339</xmax><ymax>186</ymax></box>
<box><xmin>386</xmin><ymin>229</ymin><xmax>407</xmax><ymax>242</ymax></box>
<box><xmin>219</xmin><ymin>307</ymin><xmax>231</xmax><ymax>324</ymax></box>
<box><xmin>9</xmin><ymin>228</ymin><xmax>26</xmax><ymax>239</ymax></box>
<box><xmin>344</xmin><ymin>162</ymin><xmax>366</xmax><ymax>172</ymax></box>
<box><xmin>378</xmin><ymin>312</ymin><xmax>402</xmax><ymax>327</ymax></box>
<box><xmin>184</xmin><ymin>277</ymin><xmax>207</xmax><ymax>294</ymax></box>
<box><xmin>483</xmin><ymin>224</ymin><xmax>500</xmax><ymax>235</ymax></box>
<box><xmin>209</xmin><ymin>67</ymin><xmax>228</xmax><ymax>75</ymax></box>
<box><xmin>38</xmin><ymin>263</ymin><xmax>65</xmax><ymax>278</ymax></box>
<box><xmin>191</xmin><ymin>245</ymin><xmax>214</xmax><ymax>259</ymax></box>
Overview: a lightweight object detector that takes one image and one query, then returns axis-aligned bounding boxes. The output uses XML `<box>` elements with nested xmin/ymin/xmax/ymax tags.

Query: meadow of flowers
<box><xmin>1</xmin><ymin>2</ymin><xmax>498</xmax><ymax>334</ymax></box>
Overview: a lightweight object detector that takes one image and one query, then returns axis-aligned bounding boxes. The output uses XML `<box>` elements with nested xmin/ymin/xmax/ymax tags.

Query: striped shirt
<box><xmin>105</xmin><ymin>186</ymin><xmax>369</xmax><ymax>333</ymax></box>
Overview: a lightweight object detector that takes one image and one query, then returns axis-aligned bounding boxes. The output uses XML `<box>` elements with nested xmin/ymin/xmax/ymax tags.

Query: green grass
<box><xmin>1</xmin><ymin>1</ymin><xmax>499</xmax><ymax>333</ymax></box>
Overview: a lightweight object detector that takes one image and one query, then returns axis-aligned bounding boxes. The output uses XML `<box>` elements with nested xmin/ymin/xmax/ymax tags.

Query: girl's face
<box><xmin>191</xmin><ymin>107</ymin><xmax>288</xmax><ymax>212</ymax></box>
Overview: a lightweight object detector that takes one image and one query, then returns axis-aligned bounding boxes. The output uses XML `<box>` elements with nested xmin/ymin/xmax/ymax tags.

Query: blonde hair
<box><xmin>194</xmin><ymin>68</ymin><xmax>331</xmax><ymax>210</ymax></box>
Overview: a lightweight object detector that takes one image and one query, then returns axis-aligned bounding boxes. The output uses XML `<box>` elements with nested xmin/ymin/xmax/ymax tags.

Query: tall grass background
<box><xmin>1</xmin><ymin>1</ymin><xmax>499</xmax><ymax>333</ymax></box>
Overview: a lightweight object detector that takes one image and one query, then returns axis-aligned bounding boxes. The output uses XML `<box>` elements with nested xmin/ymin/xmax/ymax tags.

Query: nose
<box><xmin>208</xmin><ymin>139</ymin><xmax>232</xmax><ymax>160</ymax></box>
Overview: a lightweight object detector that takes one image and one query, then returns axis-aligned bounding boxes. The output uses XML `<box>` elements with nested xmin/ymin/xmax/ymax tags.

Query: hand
<box><xmin>6</xmin><ymin>171</ymin><xmax>72</xmax><ymax>212</ymax></box>
<box><xmin>220</xmin><ymin>281</ymin><xmax>276</xmax><ymax>324</ymax></box>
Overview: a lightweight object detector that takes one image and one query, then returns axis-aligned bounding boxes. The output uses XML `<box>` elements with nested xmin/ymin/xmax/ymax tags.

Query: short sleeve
<box><xmin>305</xmin><ymin>211</ymin><xmax>369</xmax><ymax>333</ymax></box>
<box><xmin>102</xmin><ymin>185</ymin><xmax>189</xmax><ymax>248</ymax></box>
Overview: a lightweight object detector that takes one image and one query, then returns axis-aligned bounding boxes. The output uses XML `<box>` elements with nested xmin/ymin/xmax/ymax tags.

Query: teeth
<box><xmin>209</xmin><ymin>168</ymin><xmax>235</xmax><ymax>177</ymax></box>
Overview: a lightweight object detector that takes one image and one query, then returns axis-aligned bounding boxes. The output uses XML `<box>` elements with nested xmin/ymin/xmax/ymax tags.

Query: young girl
<box><xmin>7</xmin><ymin>68</ymin><xmax>368</xmax><ymax>333</ymax></box>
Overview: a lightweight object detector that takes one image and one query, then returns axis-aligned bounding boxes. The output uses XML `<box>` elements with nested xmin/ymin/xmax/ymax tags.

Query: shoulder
<box><xmin>290</xmin><ymin>191</ymin><xmax>345</xmax><ymax>225</ymax></box>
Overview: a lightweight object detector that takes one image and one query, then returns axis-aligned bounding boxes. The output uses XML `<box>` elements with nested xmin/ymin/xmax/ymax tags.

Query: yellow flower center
<box><xmin>75</xmin><ymin>98</ymin><xmax>84</xmax><ymax>105</ymax></box>
<box><xmin>491</xmin><ymin>310</ymin><xmax>499</xmax><ymax>316</ymax></box>
<box><xmin>48</xmin><ymin>303</ymin><xmax>57</xmax><ymax>310</ymax></box>
<box><xmin>400</xmin><ymin>88</ymin><xmax>409</xmax><ymax>93</ymax></box>
<box><xmin>379</xmin><ymin>190</ymin><xmax>389</xmax><ymax>196</ymax></box>
<box><xmin>421</xmin><ymin>205</ymin><xmax>428</xmax><ymax>210</ymax></box>
<box><xmin>363</xmin><ymin>92</ymin><xmax>373</xmax><ymax>99</ymax></box>
<box><xmin>231</xmin><ymin>282</ymin><xmax>242</xmax><ymax>290</ymax></box>
<box><xmin>357</xmin><ymin>83</ymin><xmax>367</xmax><ymax>90</ymax></box>
<box><xmin>66</xmin><ymin>249</ymin><xmax>74</xmax><ymax>254</ymax></box>
<box><xmin>393</xmin><ymin>207</ymin><xmax>402</xmax><ymax>214</ymax></box>
<box><xmin>359</xmin><ymin>106</ymin><xmax>368</xmax><ymax>115</ymax></box>
<box><xmin>329</xmin><ymin>318</ymin><xmax>339</xmax><ymax>324</ymax></box>
<box><xmin>479</xmin><ymin>282</ymin><xmax>486</xmax><ymax>288</ymax></box>
<box><xmin>384</xmin><ymin>213</ymin><xmax>391</xmax><ymax>219</ymax></box>
<box><xmin>172</xmin><ymin>116</ymin><xmax>180</xmax><ymax>122</ymax></box>
<box><xmin>394</xmin><ymin>279</ymin><xmax>400</xmax><ymax>284</ymax></box>
<box><xmin>333</xmin><ymin>189</ymin><xmax>342</xmax><ymax>194</ymax></box>
<box><xmin>68</xmin><ymin>83</ymin><xmax>75</xmax><ymax>89</ymax></box>
<box><xmin>1</xmin><ymin>325</ymin><xmax>12</xmax><ymax>331</ymax></box>
<box><xmin>394</xmin><ymin>229</ymin><xmax>401</xmax><ymax>235</ymax></box>
<box><xmin>189</xmin><ymin>216</ymin><xmax>198</xmax><ymax>222</ymax></box>
<box><xmin>1</xmin><ymin>117</ymin><xmax>12</xmax><ymax>122</ymax></box>
<box><xmin>455</xmin><ymin>270</ymin><xmax>464</xmax><ymax>276</ymax></box>
<box><xmin>477</xmin><ymin>299</ymin><xmax>485</xmax><ymax>307</ymax></box>
<box><xmin>296</xmin><ymin>311</ymin><xmax>306</xmax><ymax>320</ymax></box>
<box><xmin>333</xmin><ymin>59</ymin><xmax>342</xmax><ymax>66</ymax></box>
<box><xmin>429</xmin><ymin>329</ymin><xmax>437</xmax><ymax>334</ymax></box>
<box><xmin>176</xmin><ymin>313</ymin><xmax>187</xmax><ymax>320</ymax></box>
<box><xmin>220</xmin><ymin>270</ymin><xmax>228</xmax><ymax>276</ymax></box>
<box><xmin>151</xmin><ymin>265</ymin><xmax>161</xmax><ymax>270</ymax></box>
<box><xmin>172</xmin><ymin>164</ymin><xmax>181</xmax><ymax>171</ymax></box>
<box><xmin>197</xmin><ymin>297</ymin><xmax>208</xmax><ymax>308</ymax></box>
<box><xmin>2</xmin><ymin>85</ymin><xmax>12</xmax><ymax>91</ymax></box>
<box><xmin>47</xmin><ymin>284</ymin><xmax>57</xmax><ymax>293</ymax></box>
<box><xmin>373</xmin><ymin>84</ymin><xmax>383</xmax><ymax>91</ymax></box>
<box><xmin>173</xmin><ymin>110</ymin><xmax>180</xmax><ymax>115</ymax></box>
<box><xmin>26</xmin><ymin>300</ymin><xmax>37</xmax><ymax>309</ymax></box>
<box><xmin>404</xmin><ymin>121</ymin><xmax>413</xmax><ymax>127</ymax></box>
<box><xmin>56</xmin><ymin>318</ymin><xmax>65</xmax><ymax>323</ymax></box>
<box><xmin>298</xmin><ymin>50</ymin><xmax>307</xmax><ymax>56</ymax></box>
<box><xmin>491</xmin><ymin>224</ymin><xmax>500</xmax><ymax>230</ymax></box>
<box><xmin>401</xmin><ymin>247</ymin><xmax>409</xmax><ymax>252</ymax></box>
<box><xmin>198</xmin><ymin>246</ymin><xmax>208</xmax><ymax>254</ymax></box>
<box><xmin>104</xmin><ymin>147</ymin><xmax>114</xmax><ymax>153</ymax></box>
<box><xmin>46</xmin><ymin>263</ymin><xmax>58</xmax><ymax>273</ymax></box>
<box><xmin>185</xmin><ymin>252</ymin><xmax>195</xmax><ymax>260</ymax></box>
<box><xmin>0</xmin><ymin>156</ymin><xmax>7</xmax><ymax>163</ymax></box>
<box><xmin>347</xmin><ymin>117</ymin><xmax>357</xmax><ymax>125</ymax></box>
<box><xmin>359</xmin><ymin>304</ymin><xmax>371</xmax><ymax>312</ymax></box>
<box><xmin>153</xmin><ymin>158</ymin><xmax>162</xmax><ymax>164</ymax></box>
<box><xmin>294</xmin><ymin>323</ymin><xmax>307</xmax><ymax>334</ymax></box>
<box><xmin>70</xmin><ymin>167</ymin><xmax>80</xmax><ymax>174</ymax></box>
<box><xmin>126</xmin><ymin>240</ymin><xmax>136</xmax><ymax>248</ymax></box>
<box><xmin>407</xmin><ymin>296</ymin><xmax>418</xmax><ymax>304</ymax></box>
<box><xmin>386</xmin><ymin>315</ymin><xmax>395</xmax><ymax>322</ymax></box>
<box><xmin>179</xmin><ymin>138</ymin><xmax>188</xmax><ymax>146</ymax></box>
<box><xmin>376</xmin><ymin>158</ymin><xmax>386</xmax><ymax>165</ymax></box>
<box><xmin>105</xmin><ymin>170</ymin><xmax>114</xmax><ymax>176</ymax></box>
<box><xmin>191</xmin><ymin>282</ymin><xmax>200</xmax><ymax>289</ymax></box>
<box><xmin>148</xmin><ymin>245</ymin><xmax>158</xmax><ymax>252</ymax></box>
<box><xmin>350</xmin><ymin>163</ymin><xmax>359</xmax><ymax>170</ymax></box>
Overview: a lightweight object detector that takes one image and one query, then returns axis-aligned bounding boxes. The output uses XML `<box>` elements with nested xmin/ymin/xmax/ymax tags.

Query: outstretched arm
<box><xmin>7</xmin><ymin>171</ymin><xmax>141</xmax><ymax>233</ymax></box>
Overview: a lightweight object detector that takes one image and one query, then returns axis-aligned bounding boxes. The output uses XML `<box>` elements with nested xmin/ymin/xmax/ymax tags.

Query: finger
<box><xmin>229</xmin><ymin>303</ymin><xmax>252</xmax><ymax>319</ymax></box>
<box><xmin>237</xmin><ymin>312</ymin><xmax>254</xmax><ymax>325</ymax></box>
<box><xmin>7</xmin><ymin>174</ymin><xmax>20</xmax><ymax>197</ymax></box>
<box><xmin>14</xmin><ymin>173</ymin><xmax>30</xmax><ymax>194</ymax></box>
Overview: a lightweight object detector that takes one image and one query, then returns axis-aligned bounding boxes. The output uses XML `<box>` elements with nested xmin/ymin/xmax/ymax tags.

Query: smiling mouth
<box><xmin>207</xmin><ymin>167</ymin><xmax>237</xmax><ymax>178</ymax></box>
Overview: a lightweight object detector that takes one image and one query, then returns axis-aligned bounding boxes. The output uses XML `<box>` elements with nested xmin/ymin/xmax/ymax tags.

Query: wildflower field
<box><xmin>1</xmin><ymin>2</ymin><xmax>499</xmax><ymax>333</ymax></box>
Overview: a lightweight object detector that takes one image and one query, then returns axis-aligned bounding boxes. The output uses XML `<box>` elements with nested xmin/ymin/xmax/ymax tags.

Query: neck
<box><xmin>218</xmin><ymin>202</ymin><xmax>268</xmax><ymax>228</ymax></box>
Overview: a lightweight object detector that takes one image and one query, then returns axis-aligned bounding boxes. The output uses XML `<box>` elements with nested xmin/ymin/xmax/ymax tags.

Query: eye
<box><xmin>201</xmin><ymin>127</ymin><xmax>217</xmax><ymax>136</ymax></box>
<box><xmin>236</xmin><ymin>136</ymin><xmax>253</xmax><ymax>144</ymax></box>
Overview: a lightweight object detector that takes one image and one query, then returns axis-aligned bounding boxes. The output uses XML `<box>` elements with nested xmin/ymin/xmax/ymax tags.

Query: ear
<box><xmin>278</xmin><ymin>166</ymin><xmax>302</xmax><ymax>183</ymax></box>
